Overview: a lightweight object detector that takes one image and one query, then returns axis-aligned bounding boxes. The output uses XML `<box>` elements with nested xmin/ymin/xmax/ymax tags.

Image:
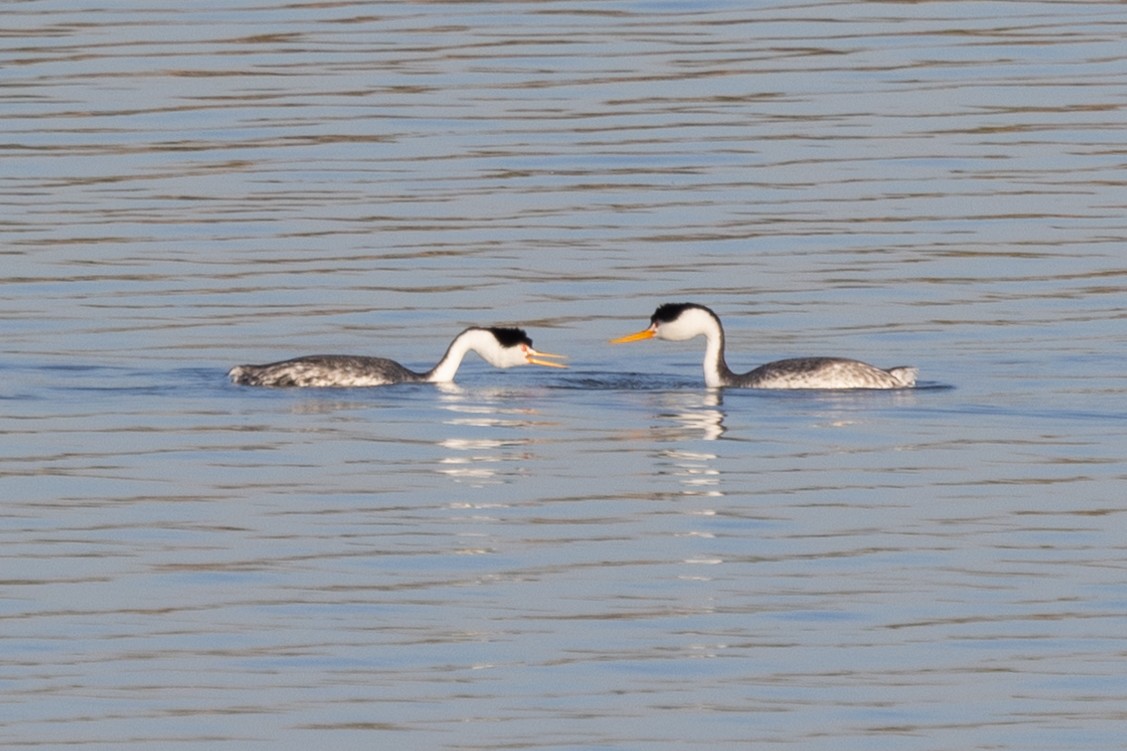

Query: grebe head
<box><xmin>474</xmin><ymin>327</ymin><xmax>568</xmax><ymax>369</ymax></box>
<box><xmin>611</xmin><ymin>303</ymin><xmax>722</xmax><ymax>344</ymax></box>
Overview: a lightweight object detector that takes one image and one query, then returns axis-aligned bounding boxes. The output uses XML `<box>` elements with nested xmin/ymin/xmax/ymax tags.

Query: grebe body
<box><xmin>612</xmin><ymin>303</ymin><xmax>916</xmax><ymax>389</ymax></box>
<box><xmin>229</xmin><ymin>326</ymin><xmax>565</xmax><ymax>388</ymax></box>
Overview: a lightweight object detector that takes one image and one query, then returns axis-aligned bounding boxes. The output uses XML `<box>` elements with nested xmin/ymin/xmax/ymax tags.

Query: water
<box><xmin>3</xmin><ymin>1</ymin><xmax>1127</xmax><ymax>749</ymax></box>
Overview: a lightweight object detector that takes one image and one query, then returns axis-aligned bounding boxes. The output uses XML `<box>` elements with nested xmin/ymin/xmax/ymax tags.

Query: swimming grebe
<box><xmin>611</xmin><ymin>303</ymin><xmax>916</xmax><ymax>389</ymax></box>
<box><xmin>229</xmin><ymin>326</ymin><xmax>566</xmax><ymax>387</ymax></box>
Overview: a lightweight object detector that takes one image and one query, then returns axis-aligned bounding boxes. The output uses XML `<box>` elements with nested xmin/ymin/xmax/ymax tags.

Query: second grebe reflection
<box><xmin>655</xmin><ymin>389</ymin><xmax>727</xmax><ymax>442</ymax></box>
<box><xmin>651</xmin><ymin>391</ymin><xmax>726</xmax><ymax>500</ymax></box>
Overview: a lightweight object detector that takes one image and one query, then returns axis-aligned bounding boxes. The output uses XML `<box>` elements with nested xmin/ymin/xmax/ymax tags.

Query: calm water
<box><xmin>3</xmin><ymin>1</ymin><xmax>1127</xmax><ymax>749</ymax></box>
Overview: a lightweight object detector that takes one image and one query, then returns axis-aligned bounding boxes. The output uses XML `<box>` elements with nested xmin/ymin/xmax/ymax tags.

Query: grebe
<box><xmin>229</xmin><ymin>326</ymin><xmax>566</xmax><ymax>387</ymax></box>
<box><xmin>611</xmin><ymin>303</ymin><xmax>917</xmax><ymax>389</ymax></box>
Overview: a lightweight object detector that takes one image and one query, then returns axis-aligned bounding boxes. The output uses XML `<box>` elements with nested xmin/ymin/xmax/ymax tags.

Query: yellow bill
<box><xmin>610</xmin><ymin>328</ymin><xmax>655</xmax><ymax>344</ymax></box>
<box><xmin>527</xmin><ymin>349</ymin><xmax>568</xmax><ymax>368</ymax></box>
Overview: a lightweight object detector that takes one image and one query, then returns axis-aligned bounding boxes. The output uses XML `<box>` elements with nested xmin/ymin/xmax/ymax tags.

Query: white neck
<box><xmin>664</xmin><ymin>307</ymin><xmax>731</xmax><ymax>388</ymax></box>
<box><xmin>701</xmin><ymin>326</ymin><xmax>728</xmax><ymax>388</ymax></box>
<box><xmin>425</xmin><ymin>328</ymin><xmax>505</xmax><ymax>383</ymax></box>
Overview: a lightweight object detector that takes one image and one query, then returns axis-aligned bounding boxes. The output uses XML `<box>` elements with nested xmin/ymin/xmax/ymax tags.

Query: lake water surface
<box><xmin>3</xmin><ymin>1</ymin><xmax>1127</xmax><ymax>749</ymax></box>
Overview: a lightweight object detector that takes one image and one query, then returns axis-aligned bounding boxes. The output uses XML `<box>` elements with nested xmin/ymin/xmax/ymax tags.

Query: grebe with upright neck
<box><xmin>612</xmin><ymin>303</ymin><xmax>916</xmax><ymax>389</ymax></box>
<box><xmin>229</xmin><ymin>326</ymin><xmax>566</xmax><ymax>387</ymax></box>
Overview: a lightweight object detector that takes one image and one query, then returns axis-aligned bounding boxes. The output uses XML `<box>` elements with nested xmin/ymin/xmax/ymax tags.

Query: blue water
<box><xmin>3</xmin><ymin>2</ymin><xmax>1127</xmax><ymax>750</ymax></box>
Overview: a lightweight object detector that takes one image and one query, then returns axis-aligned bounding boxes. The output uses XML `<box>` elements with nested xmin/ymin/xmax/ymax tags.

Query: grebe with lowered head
<box><xmin>611</xmin><ymin>303</ymin><xmax>917</xmax><ymax>389</ymax></box>
<box><xmin>229</xmin><ymin>326</ymin><xmax>566</xmax><ymax>387</ymax></box>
